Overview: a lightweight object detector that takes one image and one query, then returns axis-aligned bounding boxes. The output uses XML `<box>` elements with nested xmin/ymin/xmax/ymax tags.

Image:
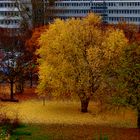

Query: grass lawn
<box><xmin>0</xmin><ymin>88</ymin><xmax>139</xmax><ymax>139</ymax></box>
<box><xmin>9</xmin><ymin>123</ymin><xmax>140</xmax><ymax>140</ymax></box>
<box><xmin>0</xmin><ymin>87</ymin><xmax>137</xmax><ymax>126</ymax></box>
<box><xmin>0</xmin><ymin>100</ymin><xmax>137</xmax><ymax>127</ymax></box>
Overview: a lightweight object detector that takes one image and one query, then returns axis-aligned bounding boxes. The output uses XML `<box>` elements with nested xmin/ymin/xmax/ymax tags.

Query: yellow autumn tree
<box><xmin>37</xmin><ymin>13</ymin><xmax>128</xmax><ymax>112</ymax></box>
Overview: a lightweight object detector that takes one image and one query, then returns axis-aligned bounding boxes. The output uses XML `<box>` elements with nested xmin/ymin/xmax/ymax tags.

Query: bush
<box><xmin>0</xmin><ymin>109</ymin><xmax>20</xmax><ymax>139</ymax></box>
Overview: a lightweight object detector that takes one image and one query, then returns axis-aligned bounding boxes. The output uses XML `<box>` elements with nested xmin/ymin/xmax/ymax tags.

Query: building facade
<box><xmin>46</xmin><ymin>0</ymin><xmax>140</xmax><ymax>25</ymax></box>
<box><xmin>31</xmin><ymin>0</ymin><xmax>45</xmax><ymax>27</ymax></box>
<box><xmin>0</xmin><ymin>0</ymin><xmax>32</xmax><ymax>30</ymax></box>
<box><xmin>0</xmin><ymin>0</ymin><xmax>20</xmax><ymax>29</ymax></box>
<box><xmin>0</xmin><ymin>0</ymin><xmax>140</xmax><ymax>30</ymax></box>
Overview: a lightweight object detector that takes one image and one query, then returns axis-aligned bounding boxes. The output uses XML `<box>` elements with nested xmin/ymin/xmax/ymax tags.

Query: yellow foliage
<box><xmin>37</xmin><ymin>13</ymin><xmax>128</xmax><ymax>100</ymax></box>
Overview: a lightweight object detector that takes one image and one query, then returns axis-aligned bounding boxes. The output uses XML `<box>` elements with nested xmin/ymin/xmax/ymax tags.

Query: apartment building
<box><xmin>46</xmin><ymin>0</ymin><xmax>140</xmax><ymax>25</ymax></box>
<box><xmin>0</xmin><ymin>0</ymin><xmax>32</xmax><ymax>30</ymax></box>
<box><xmin>0</xmin><ymin>0</ymin><xmax>140</xmax><ymax>30</ymax></box>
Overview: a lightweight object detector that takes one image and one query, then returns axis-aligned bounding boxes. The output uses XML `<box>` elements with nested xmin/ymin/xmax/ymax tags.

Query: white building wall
<box><xmin>0</xmin><ymin>0</ymin><xmax>20</xmax><ymax>28</ymax></box>
<box><xmin>0</xmin><ymin>0</ymin><xmax>140</xmax><ymax>29</ymax></box>
<box><xmin>46</xmin><ymin>0</ymin><xmax>140</xmax><ymax>25</ymax></box>
<box><xmin>0</xmin><ymin>0</ymin><xmax>32</xmax><ymax>29</ymax></box>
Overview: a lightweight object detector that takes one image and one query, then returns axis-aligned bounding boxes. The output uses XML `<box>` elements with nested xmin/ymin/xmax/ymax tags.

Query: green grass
<box><xmin>7</xmin><ymin>123</ymin><xmax>140</xmax><ymax>140</ymax></box>
<box><xmin>93</xmin><ymin>133</ymin><xmax>109</xmax><ymax>140</ymax></box>
<box><xmin>9</xmin><ymin>124</ymin><xmax>69</xmax><ymax>140</ymax></box>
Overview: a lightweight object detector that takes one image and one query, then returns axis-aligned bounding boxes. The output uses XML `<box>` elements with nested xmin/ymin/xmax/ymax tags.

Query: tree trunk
<box><xmin>15</xmin><ymin>76</ymin><xmax>24</xmax><ymax>94</ymax></box>
<box><xmin>80</xmin><ymin>98</ymin><xmax>90</xmax><ymax>113</ymax></box>
<box><xmin>10</xmin><ymin>81</ymin><xmax>14</xmax><ymax>100</ymax></box>
<box><xmin>30</xmin><ymin>72</ymin><xmax>33</xmax><ymax>88</ymax></box>
<box><xmin>15</xmin><ymin>81</ymin><xmax>24</xmax><ymax>93</ymax></box>
<box><xmin>21</xmin><ymin>80</ymin><xmax>24</xmax><ymax>92</ymax></box>
<box><xmin>137</xmin><ymin>109</ymin><xmax>140</xmax><ymax>128</ymax></box>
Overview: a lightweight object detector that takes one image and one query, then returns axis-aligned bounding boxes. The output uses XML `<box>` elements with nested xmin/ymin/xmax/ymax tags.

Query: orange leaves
<box><xmin>26</xmin><ymin>25</ymin><xmax>48</xmax><ymax>52</ymax></box>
